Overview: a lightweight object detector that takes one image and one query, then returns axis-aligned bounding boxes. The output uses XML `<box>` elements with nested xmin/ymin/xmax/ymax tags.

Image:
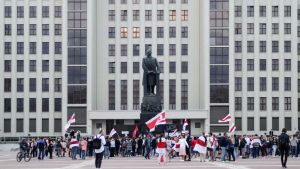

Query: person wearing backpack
<box><xmin>278</xmin><ymin>128</ymin><xmax>290</xmax><ymax>168</ymax></box>
<box><xmin>250</xmin><ymin>135</ymin><xmax>261</xmax><ymax>159</ymax></box>
<box><xmin>94</xmin><ymin>128</ymin><xmax>106</xmax><ymax>169</ymax></box>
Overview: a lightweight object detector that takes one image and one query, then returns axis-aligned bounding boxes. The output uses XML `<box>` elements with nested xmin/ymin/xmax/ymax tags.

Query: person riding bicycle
<box><xmin>20</xmin><ymin>138</ymin><xmax>29</xmax><ymax>153</ymax></box>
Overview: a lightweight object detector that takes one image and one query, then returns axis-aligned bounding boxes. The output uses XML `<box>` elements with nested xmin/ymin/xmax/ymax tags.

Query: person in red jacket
<box><xmin>156</xmin><ymin>134</ymin><xmax>167</xmax><ymax>165</ymax></box>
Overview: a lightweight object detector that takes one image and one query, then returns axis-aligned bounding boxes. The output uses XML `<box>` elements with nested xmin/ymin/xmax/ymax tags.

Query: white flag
<box><xmin>109</xmin><ymin>128</ymin><xmax>117</xmax><ymax>137</ymax></box>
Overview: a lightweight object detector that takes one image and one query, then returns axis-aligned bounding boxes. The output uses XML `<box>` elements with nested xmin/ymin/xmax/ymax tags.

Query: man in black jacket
<box><xmin>278</xmin><ymin>128</ymin><xmax>290</xmax><ymax>168</ymax></box>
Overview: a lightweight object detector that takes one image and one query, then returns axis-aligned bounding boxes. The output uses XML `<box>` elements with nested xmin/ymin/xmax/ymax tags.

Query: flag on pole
<box><xmin>170</xmin><ymin>129</ymin><xmax>178</xmax><ymax>137</ymax></box>
<box><xmin>109</xmin><ymin>128</ymin><xmax>117</xmax><ymax>138</ymax></box>
<box><xmin>64</xmin><ymin>113</ymin><xmax>76</xmax><ymax>131</ymax></box>
<box><xmin>183</xmin><ymin>118</ymin><xmax>188</xmax><ymax>131</ymax></box>
<box><xmin>145</xmin><ymin>111</ymin><xmax>166</xmax><ymax>132</ymax></box>
<box><xmin>64</xmin><ymin>123</ymin><xmax>70</xmax><ymax>131</ymax></box>
<box><xmin>229</xmin><ymin>123</ymin><xmax>236</xmax><ymax>133</ymax></box>
<box><xmin>218</xmin><ymin>114</ymin><xmax>231</xmax><ymax>123</ymax></box>
<box><xmin>132</xmin><ymin>125</ymin><xmax>139</xmax><ymax>138</ymax></box>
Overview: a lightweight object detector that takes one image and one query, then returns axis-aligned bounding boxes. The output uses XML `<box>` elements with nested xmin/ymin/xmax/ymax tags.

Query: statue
<box><xmin>142</xmin><ymin>48</ymin><xmax>161</xmax><ymax>96</ymax></box>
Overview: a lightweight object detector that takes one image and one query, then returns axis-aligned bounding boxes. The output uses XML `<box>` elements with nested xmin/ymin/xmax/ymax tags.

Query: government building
<box><xmin>1</xmin><ymin>0</ymin><xmax>299</xmax><ymax>138</ymax></box>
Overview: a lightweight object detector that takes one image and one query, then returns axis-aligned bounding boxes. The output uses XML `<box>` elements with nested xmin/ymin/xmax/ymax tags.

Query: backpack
<box><xmin>253</xmin><ymin>142</ymin><xmax>260</xmax><ymax>148</ymax></box>
<box><xmin>278</xmin><ymin>134</ymin><xmax>288</xmax><ymax>149</ymax></box>
<box><xmin>93</xmin><ymin>136</ymin><xmax>102</xmax><ymax>149</ymax></box>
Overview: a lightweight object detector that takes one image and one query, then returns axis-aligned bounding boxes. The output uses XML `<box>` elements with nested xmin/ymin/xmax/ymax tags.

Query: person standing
<box><xmin>278</xmin><ymin>128</ymin><xmax>290</xmax><ymax>168</ymax></box>
<box><xmin>218</xmin><ymin>132</ymin><xmax>228</xmax><ymax>162</ymax></box>
<box><xmin>81</xmin><ymin>137</ymin><xmax>88</xmax><ymax>160</ymax></box>
<box><xmin>48</xmin><ymin>140</ymin><xmax>54</xmax><ymax>159</ymax></box>
<box><xmin>37</xmin><ymin>138</ymin><xmax>45</xmax><ymax>160</ymax></box>
<box><xmin>69</xmin><ymin>136</ymin><xmax>79</xmax><ymax>160</ymax></box>
<box><xmin>179</xmin><ymin>135</ymin><xmax>189</xmax><ymax>161</ymax></box>
<box><xmin>144</xmin><ymin>135</ymin><xmax>151</xmax><ymax>159</ymax></box>
<box><xmin>94</xmin><ymin>128</ymin><xmax>106</xmax><ymax>169</ymax></box>
<box><xmin>156</xmin><ymin>134</ymin><xmax>167</xmax><ymax>165</ymax></box>
<box><xmin>290</xmin><ymin>135</ymin><xmax>298</xmax><ymax>158</ymax></box>
<box><xmin>184</xmin><ymin>132</ymin><xmax>192</xmax><ymax>161</ymax></box>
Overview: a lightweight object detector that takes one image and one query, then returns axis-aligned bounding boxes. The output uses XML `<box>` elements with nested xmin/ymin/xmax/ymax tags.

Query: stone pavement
<box><xmin>1</xmin><ymin>152</ymin><xmax>300</xmax><ymax>169</ymax></box>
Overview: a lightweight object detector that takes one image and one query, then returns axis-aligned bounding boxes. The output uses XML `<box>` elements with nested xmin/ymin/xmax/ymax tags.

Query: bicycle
<box><xmin>16</xmin><ymin>150</ymin><xmax>31</xmax><ymax>162</ymax></box>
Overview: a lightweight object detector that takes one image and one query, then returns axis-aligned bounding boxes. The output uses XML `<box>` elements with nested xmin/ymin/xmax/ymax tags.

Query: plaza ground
<box><xmin>1</xmin><ymin>151</ymin><xmax>300</xmax><ymax>169</ymax></box>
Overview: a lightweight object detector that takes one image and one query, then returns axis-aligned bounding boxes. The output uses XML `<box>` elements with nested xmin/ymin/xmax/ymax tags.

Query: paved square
<box><xmin>1</xmin><ymin>152</ymin><xmax>300</xmax><ymax>169</ymax></box>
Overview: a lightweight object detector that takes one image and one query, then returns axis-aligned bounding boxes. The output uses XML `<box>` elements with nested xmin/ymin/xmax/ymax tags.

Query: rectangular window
<box><xmin>5</xmin><ymin>42</ymin><xmax>11</xmax><ymax>54</ymax></box>
<box><xmin>4</xmin><ymin>24</ymin><xmax>11</xmax><ymax>35</ymax></box>
<box><xmin>259</xmin><ymin>6</ymin><xmax>266</xmax><ymax>17</ymax></box>
<box><xmin>16</xmin><ymin>119</ymin><xmax>24</xmax><ymax>132</ymax></box>
<box><xmin>42</xmin><ymin>6</ymin><xmax>49</xmax><ymax>18</ymax></box>
<box><xmin>17</xmin><ymin>60</ymin><xmax>24</xmax><ymax>72</ymax></box>
<box><xmin>235</xmin><ymin>117</ymin><xmax>242</xmax><ymax>131</ymax></box>
<box><xmin>169</xmin><ymin>62</ymin><xmax>176</xmax><ymax>73</ymax></box>
<box><xmin>30</xmin><ymin>24</ymin><xmax>37</xmax><ymax>35</ymax></box>
<box><xmin>5</xmin><ymin>6</ymin><xmax>11</xmax><ymax>18</ymax></box>
<box><xmin>109</xmin><ymin>62</ymin><xmax>115</xmax><ymax>73</ymax></box>
<box><xmin>235</xmin><ymin>23</ymin><xmax>242</xmax><ymax>34</ymax></box>
<box><xmin>55</xmin><ymin>60</ymin><xmax>62</xmax><ymax>72</ymax></box>
<box><xmin>121</xmin><ymin>44</ymin><xmax>128</xmax><ymax>56</ymax></box>
<box><xmin>272</xmin><ymin>77</ymin><xmax>279</xmax><ymax>91</ymax></box>
<box><xmin>260</xmin><ymin>41</ymin><xmax>266</xmax><ymax>53</ymax></box>
<box><xmin>157</xmin><ymin>27</ymin><xmax>164</xmax><ymax>38</ymax></box>
<box><xmin>169</xmin><ymin>10</ymin><xmax>176</xmax><ymax>21</ymax></box>
<box><xmin>235</xmin><ymin>77</ymin><xmax>242</xmax><ymax>91</ymax></box>
<box><xmin>247</xmin><ymin>23</ymin><xmax>254</xmax><ymax>34</ymax></box>
<box><xmin>169</xmin><ymin>44</ymin><xmax>176</xmax><ymax>56</ymax></box>
<box><xmin>121</xmin><ymin>80</ymin><xmax>128</xmax><ymax>110</ymax></box>
<box><xmin>285</xmin><ymin>117</ymin><xmax>292</xmax><ymax>131</ymax></box>
<box><xmin>4</xmin><ymin>119</ymin><xmax>11</xmax><ymax>132</ymax></box>
<box><xmin>4</xmin><ymin>78</ymin><xmax>11</xmax><ymax>92</ymax></box>
<box><xmin>260</xmin><ymin>77</ymin><xmax>267</xmax><ymax>91</ymax></box>
<box><xmin>259</xmin><ymin>23</ymin><xmax>266</xmax><ymax>34</ymax></box>
<box><xmin>17</xmin><ymin>24</ymin><xmax>24</xmax><ymax>35</ymax></box>
<box><xmin>55</xmin><ymin>98</ymin><xmax>62</xmax><ymax>112</ymax></box>
<box><xmin>260</xmin><ymin>97</ymin><xmax>267</xmax><ymax>111</ymax></box>
<box><xmin>181</xmin><ymin>44</ymin><xmax>188</xmax><ymax>56</ymax></box>
<box><xmin>272</xmin><ymin>97</ymin><xmax>279</xmax><ymax>110</ymax></box>
<box><xmin>42</xmin><ymin>42</ymin><xmax>49</xmax><ymax>54</ymax></box>
<box><xmin>272</xmin><ymin>6</ymin><xmax>278</xmax><ymax>17</ymax></box>
<box><xmin>133</xmin><ymin>44</ymin><xmax>139</xmax><ymax>56</ymax></box>
<box><xmin>29</xmin><ymin>119</ymin><xmax>36</xmax><ymax>132</ymax></box>
<box><xmin>42</xmin><ymin>60</ymin><xmax>49</xmax><ymax>72</ymax></box>
<box><xmin>284</xmin><ymin>97</ymin><xmax>291</xmax><ymax>110</ymax></box>
<box><xmin>55</xmin><ymin>6</ymin><xmax>62</xmax><ymax>18</ymax></box>
<box><xmin>235</xmin><ymin>6</ymin><xmax>242</xmax><ymax>17</ymax></box>
<box><xmin>284</xmin><ymin>23</ymin><xmax>291</xmax><ymax>34</ymax></box>
<box><xmin>235</xmin><ymin>59</ymin><xmax>242</xmax><ymax>71</ymax></box>
<box><xmin>181</xmin><ymin>79</ymin><xmax>188</xmax><ymax>110</ymax></box>
<box><xmin>157</xmin><ymin>44</ymin><xmax>164</xmax><ymax>56</ymax></box>
<box><xmin>272</xmin><ymin>59</ymin><xmax>279</xmax><ymax>71</ymax></box>
<box><xmin>42</xmin><ymin>78</ymin><xmax>49</xmax><ymax>92</ymax></box>
<box><xmin>4</xmin><ymin>60</ymin><xmax>11</xmax><ymax>72</ymax></box>
<box><xmin>4</xmin><ymin>98</ymin><xmax>11</xmax><ymax>112</ymax></box>
<box><xmin>133</xmin><ymin>80</ymin><xmax>140</xmax><ymax>110</ymax></box>
<box><xmin>109</xmin><ymin>80</ymin><xmax>115</xmax><ymax>110</ymax></box>
<box><xmin>260</xmin><ymin>117</ymin><xmax>267</xmax><ymax>131</ymax></box>
<box><xmin>181</xmin><ymin>26</ymin><xmax>188</xmax><ymax>38</ymax></box>
<box><xmin>54</xmin><ymin>78</ymin><xmax>62</xmax><ymax>92</ymax></box>
<box><xmin>29</xmin><ymin>98</ymin><xmax>36</xmax><ymax>112</ymax></box>
<box><xmin>247</xmin><ymin>97</ymin><xmax>254</xmax><ymax>111</ymax></box>
<box><xmin>247</xmin><ymin>6</ymin><xmax>254</xmax><ymax>17</ymax></box>
<box><xmin>133</xmin><ymin>27</ymin><xmax>140</xmax><ymax>38</ymax></box>
<box><xmin>235</xmin><ymin>97</ymin><xmax>242</xmax><ymax>111</ymax></box>
<box><xmin>17</xmin><ymin>78</ymin><xmax>24</xmax><ymax>92</ymax></box>
<box><xmin>121</xmin><ymin>62</ymin><xmax>127</xmax><ymax>73</ymax></box>
<box><xmin>247</xmin><ymin>77</ymin><xmax>254</xmax><ymax>91</ymax></box>
<box><xmin>181</xmin><ymin>62</ymin><xmax>188</xmax><ymax>73</ymax></box>
<box><xmin>121</xmin><ymin>10</ymin><xmax>127</xmax><ymax>21</ymax></box>
<box><xmin>17</xmin><ymin>6</ymin><xmax>24</xmax><ymax>18</ymax></box>
<box><xmin>272</xmin><ymin>117</ymin><xmax>279</xmax><ymax>131</ymax></box>
<box><xmin>247</xmin><ymin>117</ymin><xmax>254</xmax><ymax>131</ymax></box>
<box><xmin>284</xmin><ymin>59</ymin><xmax>291</xmax><ymax>71</ymax></box>
<box><xmin>247</xmin><ymin>41</ymin><xmax>254</xmax><ymax>53</ymax></box>
<box><xmin>55</xmin><ymin>42</ymin><xmax>62</xmax><ymax>54</ymax></box>
<box><xmin>181</xmin><ymin>10</ymin><xmax>188</xmax><ymax>21</ymax></box>
<box><xmin>272</xmin><ymin>23</ymin><xmax>279</xmax><ymax>34</ymax></box>
<box><xmin>235</xmin><ymin>41</ymin><xmax>242</xmax><ymax>53</ymax></box>
<box><xmin>133</xmin><ymin>10</ymin><xmax>140</xmax><ymax>21</ymax></box>
<box><xmin>109</xmin><ymin>44</ymin><xmax>115</xmax><ymax>56</ymax></box>
<box><xmin>169</xmin><ymin>27</ymin><xmax>176</xmax><ymax>38</ymax></box>
<box><xmin>272</xmin><ymin>41</ymin><xmax>279</xmax><ymax>53</ymax></box>
<box><xmin>55</xmin><ymin>24</ymin><xmax>62</xmax><ymax>35</ymax></box>
<box><xmin>284</xmin><ymin>41</ymin><xmax>291</xmax><ymax>53</ymax></box>
<box><xmin>54</xmin><ymin>119</ymin><xmax>62</xmax><ymax>132</ymax></box>
<box><xmin>284</xmin><ymin>6</ymin><xmax>291</xmax><ymax>17</ymax></box>
<box><xmin>17</xmin><ymin>98</ymin><xmax>24</xmax><ymax>112</ymax></box>
<box><xmin>284</xmin><ymin>77</ymin><xmax>291</xmax><ymax>91</ymax></box>
<box><xmin>29</xmin><ymin>78</ymin><xmax>36</xmax><ymax>92</ymax></box>
<box><xmin>108</xmin><ymin>10</ymin><xmax>115</xmax><ymax>21</ymax></box>
<box><xmin>159</xmin><ymin>62</ymin><xmax>164</xmax><ymax>73</ymax></box>
<box><xmin>145</xmin><ymin>10</ymin><xmax>152</xmax><ymax>21</ymax></box>
<box><xmin>17</xmin><ymin>42</ymin><xmax>24</xmax><ymax>54</ymax></box>
<box><xmin>42</xmin><ymin>98</ymin><xmax>49</xmax><ymax>112</ymax></box>
<box><xmin>260</xmin><ymin>59</ymin><xmax>266</xmax><ymax>71</ymax></box>
<box><xmin>157</xmin><ymin>10</ymin><xmax>164</xmax><ymax>21</ymax></box>
<box><xmin>29</xmin><ymin>42</ymin><xmax>36</xmax><ymax>54</ymax></box>
<box><xmin>120</xmin><ymin>27</ymin><xmax>128</xmax><ymax>38</ymax></box>
<box><xmin>145</xmin><ymin>27</ymin><xmax>152</xmax><ymax>38</ymax></box>
<box><xmin>42</xmin><ymin>24</ymin><xmax>49</xmax><ymax>35</ymax></box>
<box><xmin>169</xmin><ymin>80</ymin><xmax>176</xmax><ymax>110</ymax></box>
<box><xmin>42</xmin><ymin>119</ymin><xmax>49</xmax><ymax>132</ymax></box>
<box><xmin>133</xmin><ymin>62</ymin><xmax>139</xmax><ymax>73</ymax></box>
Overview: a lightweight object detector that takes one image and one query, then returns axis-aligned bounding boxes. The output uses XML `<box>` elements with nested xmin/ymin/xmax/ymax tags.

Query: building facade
<box><xmin>0</xmin><ymin>0</ymin><xmax>299</xmax><ymax>137</ymax></box>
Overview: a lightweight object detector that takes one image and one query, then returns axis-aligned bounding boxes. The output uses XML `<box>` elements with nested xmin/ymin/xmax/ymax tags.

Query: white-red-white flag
<box><xmin>132</xmin><ymin>125</ymin><xmax>139</xmax><ymax>138</ymax></box>
<box><xmin>145</xmin><ymin>111</ymin><xmax>166</xmax><ymax>132</ymax></box>
<box><xmin>229</xmin><ymin>123</ymin><xmax>236</xmax><ymax>133</ymax></box>
<box><xmin>183</xmin><ymin>118</ymin><xmax>188</xmax><ymax>131</ymax></box>
<box><xmin>218</xmin><ymin>114</ymin><xmax>231</xmax><ymax>123</ymax></box>
<box><xmin>170</xmin><ymin>129</ymin><xmax>178</xmax><ymax>137</ymax></box>
<box><xmin>109</xmin><ymin>128</ymin><xmax>117</xmax><ymax>137</ymax></box>
<box><xmin>68</xmin><ymin>113</ymin><xmax>76</xmax><ymax>124</ymax></box>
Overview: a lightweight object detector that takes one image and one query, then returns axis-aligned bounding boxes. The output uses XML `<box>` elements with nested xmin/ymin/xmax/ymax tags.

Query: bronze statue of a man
<box><xmin>142</xmin><ymin>49</ymin><xmax>161</xmax><ymax>95</ymax></box>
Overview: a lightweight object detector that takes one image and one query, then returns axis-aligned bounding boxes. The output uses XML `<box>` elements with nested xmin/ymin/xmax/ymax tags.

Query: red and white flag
<box><xmin>109</xmin><ymin>128</ymin><xmax>117</xmax><ymax>138</ymax></box>
<box><xmin>218</xmin><ymin>114</ymin><xmax>231</xmax><ymax>123</ymax></box>
<box><xmin>170</xmin><ymin>129</ymin><xmax>178</xmax><ymax>137</ymax></box>
<box><xmin>68</xmin><ymin>113</ymin><xmax>76</xmax><ymax>124</ymax></box>
<box><xmin>183</xmin><ymin>118</ymin><xmax>188</xmax><ymax>131</ymax></box>
<box><xmin>229</xmin><ymin>123</ymin><xmax>236</xmax><ymax>133</ymax></box>
<box><xmin>145</xmin><ymin>111</ymin><xmax>166</xmax><ymax>132</ymax></box>
<box><xmin>132</xmin><ymin>125</ymin><xmax>139</xmax><ymax>138</ymax></box>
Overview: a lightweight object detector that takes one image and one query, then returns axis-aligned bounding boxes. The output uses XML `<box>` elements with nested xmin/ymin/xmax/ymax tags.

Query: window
<box><xmin>284</xmin><ymin>23</ymin><xmax>291</xmax><ymax>34</ymax></box>
<box><xmin>55</xmin><ymin>6</ymin><xmax>62</xmax><ymax>18</ymax></box>
<box><xmin>157</xmin><ymin>27</ymin><xmax>164</xmax><ymax>38</ymax></box>
<box><xmin>133</xmin><ymin>0</ymin><xmax>140</xmax><ymax>4</ymax></box>
<box><xmin>54</xmin><ymin>78</ymin><xmax>62</xmax><ymax>92</ymax></box>
<box><xmin>181</xmin><ymin>62</ymin><xmax>188</xmax><ymax>73</ymax></box>
<box><xmin>145</xmin><ymin>27</ymin><xmax>152</xmax><ymax>38</ymax></box>
<box><xmin>133</xmin><ymin>44</ymin><xmax>139</xmax><ymax>56</ymax></box>
<box><xmin>17</xmin><ymin>42</ymin><xmax>24</xmax><ymax>54</ymax></box>
<box><xmin>4</xmin><ymin>60</ymin><xmax>11</xmax><ymax>72</ymax></box>
<box><xmin>4</xmin><ymin>78</ymin><xmax>11</xmax><ymax>92</ymax></box>
<box><xmin>4</xmin><ymin>24</ymin><xmax>11</xmax><ymax>36</ymax></box>
<box><xmin>133</xmin><ymin>10</ymin><xmax>140</xmax><ymax>21</ymax></box>
<box><xmin>42</xmin><ymin>42</ymin><xmax>49</xmax><ymax>54</ymax></box>
<box><xmin>133</xmin><ymin>80</ymin><xmax>140</xmax><ymax>110</ymax></box>
<box><xmin>259</xmin><ymin>6</ymin><xmax>266</xmax><ymax>17</ymax></box>
<box><xmin>109</xmin><ymin>44</ymin><xmax>115</xmax><ymax>56</ymax></box>
<box><xmin>272</xmin><ymin>41</ymin><xmax>279</xmax><ymax>53</ymax></box>
<box><xmin>159</xmin><ymin>62</ymin><xmax>164</xmax><ymax>73</ymax></box>
<box><xmin>121</xmin><ymin>44</ymin><xmax>128</xmax><ymax>56</ymax></box>
<box><xmin>181</xmin><ymin>44</ymin><xmax>188</xmax><ymax>56</ymax></box>
<box><xmin>42</xmin><ymin>98</ymin><xmax>49</xmax><ymax>112</ymax></box>
<box><xmin>247</xmin><ymin>97</ymin><xmax>254</xmax><ymax>110</ymax></box>
<box><xmin>55</xmin><ymin>60</ymin><xmax>62</xmax><ymax>72</ymax></box>
<box><xmin>17</xmin><ymin>60</ymin><xmax>24</xmax><ymax>72</ymax></box>
<box><xmin>132</xmin><ymin>62</ymin><xmax>140</xmax><ymax>73</ymax></box>
<box><xmin>260</xmin><ymin>77</ymin><xmax>267</xmax><ymax>91</ymax></box>
<box><xmin>55</xmin><ymin>24</ymin><xmax>62</xmax><ymax>35</ymax></box>
<box><xmin>42</xmin><ymin>24</ymin><xmax>49</xmax><ymax>35</ymax></box>
<box><xmin>272</xmin><ymin>77</ymin><xmax>279</xmax><ymax>91</ymax></box>
<box><xmin>247</xmin><ymin>41</ymin><xmax>254</xmax><ymax>53</ymax></box>
<box><xmin>4</xmin><ymin>99</ymin><xmax>11</xmax><ymax>112</ymax></box>
<box><xmin>121</xmin><ymin>62</ymin><xmax>127</xmax><ymax>73</ymax></box>
<box><xmin>157</xmin><ymin>10</ymin><xmax>164</xmax><ymax>21</ymax></box>
<box><xmin>284</xmin><ymin>97</ymin><xmax>291</xmax><ymax>110</ymax></box>
<box><xmin>247</xmin><ymin>6</ymin><xmax>254</xmax><ymax>17</ymax></box>
<box><xmin>42</xmin><ymin>6</ymin><xmax>49</xmax><ymax>18</ymax></box>
<box><xmin>247</xmin><ymin>59</ymin><xmax>254</xmax><ymax>71</ymax></box>
<box><xmin>17</xmin><ymin>98</ymin><xmax>24</xmax><ymax>112</ymax></box>
<box><xmin>30</xmin><ymin>42</ymin><xmax>37</xmax><ymax>54</ymax></box>
<box><xmin>121</xmin><ymin>10</ymin><xmax>127</xmax><ymax>21</ymax></box>
<box><xmin>121</xmin><ymin>27</ymin><xmax>128</xmax><ymax>38</ymax></box>
<box><xmin>260</xmin><ymin>41</ymin><xmax>266</xmax><ymax>53</ymax></box>
<box><xmin>284</xmin><ymin>59</ymin><xmax>291</xmax><ymax>71</ymax></box>
<box><xmin>29</xmin><ymin>60</ymin><xmax>36</xmax><ymax>72</ymax></box>
<box><xmin>157</xmin><ymin>44</ymin><xmax>164</xmax><ymax>56</ymax></box>
<box><xmin>109</xmin><ymin>0</ymin><xmax>115</xmax><ymax>4</ymax></box>
<box><xmin>145</xmin><ymin>10</ymin><xmax>152</xmax><ymax>21</ymax></box>
<box><xmin>17</xmin><ymin>6</ymin><xmax>24</xmax><ymax>18</ymax></box>
<box><xmin>16</xmin><ymin>24</ymin><xmax>24</xmax><ymax>35</ymax></box>
<box><xmin>109</xmin><ymin>80</ymin><xmax>115</xmax><ymax>110</ymax></box>
<box><xmin>259</xmin><ymin>23</ymin><xmax>266</xmax><ymax>34</ymax></box>
<box><xmin>169</xmin><ymin>10</ymin><xmax>176</xmax><ymax>21</ymax></box>
<box><xmin>133</xmin><ymin>27</ymin><xmax>140</xmax><ymax>38</ymax></box>
<box><xmin>108</xmin><ymin>62</ymin><xmax>115</xmax><ymax>73</ymax></box>
<box><xmin>42</xmin><ymin>78</ymin><xmax>49</xmax><ymax>92</ymax></box>
<box><xmin>109</xmin><ymin>27</ymin><xmax>115</xmax><ymax>38</ymax></box>
<box><xmin>29</xmin><ymin>98</ymin><xmax>36</xmax><ymax>112</ymax></box>
<box><xmin>260</xmin><ymin>117</ymin><xmax>267</xmax><ymax>131</ymax></box>
<box><xmin>285</xmin><ymin>117</ymin><xmax>292</xmax><ymax>131</ymax></box>
<box><xmin>169</xmin><ymin>80</ymin><xmax>176</xmax><ymax>110</ymax></box>
<box><xmin>16</xmin><ymin>119</ymin><xmax>24</xmax><ymax>132</ymax></box>
<box><xmin>169</xmin><ymin>62</ymin><xmax>176</xmax><ymax>73</ymax></box>
<box><xmin>181</xmin><ymin>79</ymin><xmax>188</xmax><ymax>110</ymax></box>
<box><xmin>146</xmin><ymin>0</ymin><xmax>152</xmax><ymax>4</ymax></box>
<box><xmin>272</xmin><ymin>59</ymin><xmax>279</xmax><ymax>71</ymax></box>
<box><xmin>247</xmin><ymin>77</ymin><xmax>254</xmax><ymax>91</ymax></box>
<box><xmin>235</xmin><ymin>59</ymin><xmax>242</xmax><ymax>71</ymax></box>
<box><xmin>157</xmin><ymin>0</ymin><xmax>164</xmax><ymax>4</ymax></box>
<box><xmin>108</xmin><ymin>10</ymin><xmax>115</xmax><ymax>21</ymax></box>
<box><xmin>42</xmin><ymin>119</ymin><xmax>49</xmax><ymax>132</ymax></box>
<box><xmin>121</xmin><ymin>80</ymin><xmax>128</xmax><ymax>110</ymax></box>
<box><xmin>55</xmin><ymin>98</ymin><xmax>62</xmax><ymax>112</ymax></box>
<box><xmin>17</xmin><ymin>78</ymin><xmax>24</xmax><ymax>92</ymax></box>
<box><xmin>260</xmin><ymin>59</ymin><xmax>266</xmax><ymax>71</ymax></box>
<box><xmin>169</xmin><ymin>44</ymin><xmax>176</xmax><ymax>56</ymax></box>
<box><xmin>5</xmin><ymin>42</ymin><xmax>11</xmax><ymax>54</ymax></box>
<box><xmin>29</xmin><ymin>78</ymin><xmax>36</xmax><ymax>92</ymax></box>
<box><xmin>169</xmin><ymin>27</ymin><xmax>176</xmax><ymax>38</ymax></box>
<box><xmin>5</xmin><ymin>6</ymin><xmax>11</xmax><ymax>18</ymax></box>
<box><xmin>272</xmin><ymin>23</ymin><xmax>279</xmax><ymax>34</ymax></box>
<box><xmin>181</xmin><ymin>10</ymin><xmax>188</xmax><ymax>21</ymax></box>
<box><xmin>235</xmin><ymin>6</ymin><xmax>242</xmax><ymax>17</ymax></box>
<box><xmin>169</xmin><ymin>0</ymin><xmax>176</xmax><ymax>4</ymax></box>
<box><xmin>235</xmin><ymin>97</ymin><xmax>242</xmax><ymax>110</ymax></box>
<box><xmin>235</xmin><ymin>77</ymin><xmax>242</xmax><ymax>91</ymax></box>
<box><xmin>272</xmin><ymin>97</ymin><xmax>279</xmax><ymax>111</ymax></box>
<box><xmin>284</xmin><ymin>77</ymin><xmax>291</xmax><ymax>91</ymax></box>
<box><xmin>260</xmin><ymin>97</ymin><xmax>267</xmax><ymax>111</ymax></box>
<box><xmin>247</xmin><ymin>23</ymin><xmax>254</xmax><ymax>34</ymax></box>
<box><xmin>181</xmin><ymin>26</ymin><xmax>188</xmax><ymax>38</ymax></box>
<box><xmin>55</xmin><ymin>42</ymin><xmax>62</xmax><ymax>54</ymax></box>
<box><xmin>29</xmin><ymin>119</ymin><xmax>36</xmax><ymax>132</ymax></box>
<box><xmin>42</xmin><ymin>60</ymin><xmax>49</xmax><ymax>72</ymax></box>
<box><xmin>272</xmin><ymin>6</ymin><xmax>278</xmax><ymax>17</ymax></box>
<box><xmin>284</xmin><ymin>6</ymin><xmax>291</xmax><ymax>17</ymax></box>
<box><xmin>247</xmin><ymin>117</ymin><xmax>254</xmax><ymax>131</ymax></box>
<box><xmin>272</xmin><ymin>117</ymin><xmax>279</xmax><ymax>131</ymax></box>
<box><xmin>30</xmin><ymin>24</ymin><xmax>37</xmax><ymax>35</ymax></box>
<box><xmin>284</xmin><ymin>41</ymin><xmax>291</xmax><ymax>53</ymax></box>
<box><xmin>235</xmin><ymin>23</ymin><xmax>242</xmax><ymax>34</ymax></box>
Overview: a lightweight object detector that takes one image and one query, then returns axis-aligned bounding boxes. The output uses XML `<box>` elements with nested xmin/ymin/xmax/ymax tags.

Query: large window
<box><xmin>133</xmin><ymin>80</ymin><xmax>140</xmax><ymax>110</ymax></box>
<box><xmin>109</xmin><ymin>80</ymin><xmax>115</xmax><ymax>110</ymax></box>
<box><xmin>169</xmin><ymin>80</ymin><xmax>176</xmax><ymax>110</ymax></box>
<box><xmin>121</xmin><ymin>80</ymin><xmax>128</xmax><ymax>110</ymax></box>
<box><xmin>181</xmin><ymin>80</ymin><xmax>188</xmax><ymax>110</ymax></box>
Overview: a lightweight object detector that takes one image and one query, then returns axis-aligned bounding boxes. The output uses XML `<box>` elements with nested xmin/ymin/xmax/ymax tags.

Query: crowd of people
<box><xmin>19</xmin><ymin>128</ymin><xmax>300</xmax><ymax>168</ymax></box>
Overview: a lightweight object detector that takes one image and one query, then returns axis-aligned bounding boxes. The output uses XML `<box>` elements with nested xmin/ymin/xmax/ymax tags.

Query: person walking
<box><xmin>251</xmin><ymin>135</ymin><xmax>261</xmax><ymax>159</ymax></box>
<box><xmin>37</xmin><ymin>138</ymin><xmax>45</xmax><ymax>160</ymax></box>
<box><xmin>278</xmin><ymin>128</ymin><xmax>290</xmax><ymax>168</ymax></box>
<box><xmin>184</xmin><ymin>132</ymin><xmax>192</xmax><ymax>161</ymax></box>
<box><xmin>69</xmin><ymin>136</ymin><xmax>79</xmax><ymax>160</ymax></box>
<box><xmin>218</xmin><ymin>132</ymin><xmax>228</xmax><ymax>162</ymax></box>
<box><xmin>94</xmin><ymin>128</ymin><xmax>106</xmax><ymax>169</ymax></box>
<box><xmin>81</xmin><ymin>137</ymin><xmax>88</xmax><ymax>160</ymax></box>
<box><xmin>156</xmin><ymin>134</ymin><xmax>167</xmax><ymax>165</ymax></box>
<box><xmin>290</xmin><ymin>135</ymin><xmax>298</xmax><ymax>158</ymax></box>
<box><xmin>144</xmin><ymin>135</ymin><xmax>151</xmax><ymax>159</ymax></box>
<box><xmin>48</xmin><ymin>140</ymin><xmax>54</xmax><ymax>159</ymax></box>
<box><xmin>178</xmin><ymin>135</ymin><xmax>189</xmax><ymax>161</ymax></box>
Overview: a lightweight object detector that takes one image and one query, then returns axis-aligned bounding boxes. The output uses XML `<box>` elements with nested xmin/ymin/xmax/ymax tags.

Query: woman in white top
<box><xmin>178</xmin><ymin>135</ymin><xmax>189</xmax><ymax>161</ymax></box>
<box><xmin>94</xmin><ymin>128</ymin><xmax>106</xmax><ymax>169</ymax></box>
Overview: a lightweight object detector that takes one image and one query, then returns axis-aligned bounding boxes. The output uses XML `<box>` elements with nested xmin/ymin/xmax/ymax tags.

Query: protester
<box><xmin>179</xmin><ymin>135</ymin><xmax>189</xmax><ymax>161</ymax></box>
<box><xmin>278</xmin><ymin>128</ymin><xmax>290</xmax><ymax>168</ymax></box>
<box><xmin>156</xmin><ymin>134</ymin><xmax>167</xmax><ymax>165</ymax></box>
<box><xmin>94</xmin><ymin>128</ymin><xmax>106</xmax><ymax>169</ymax></box>
<box><xmin>81</xmin><ymin>137</ymin><xmax>88</xmax><ymax>160</ymax></box>
<box><xmin>69</xmin><ymin>136</ymin><xmax>79</xmax><ymax>160</ymax></box>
